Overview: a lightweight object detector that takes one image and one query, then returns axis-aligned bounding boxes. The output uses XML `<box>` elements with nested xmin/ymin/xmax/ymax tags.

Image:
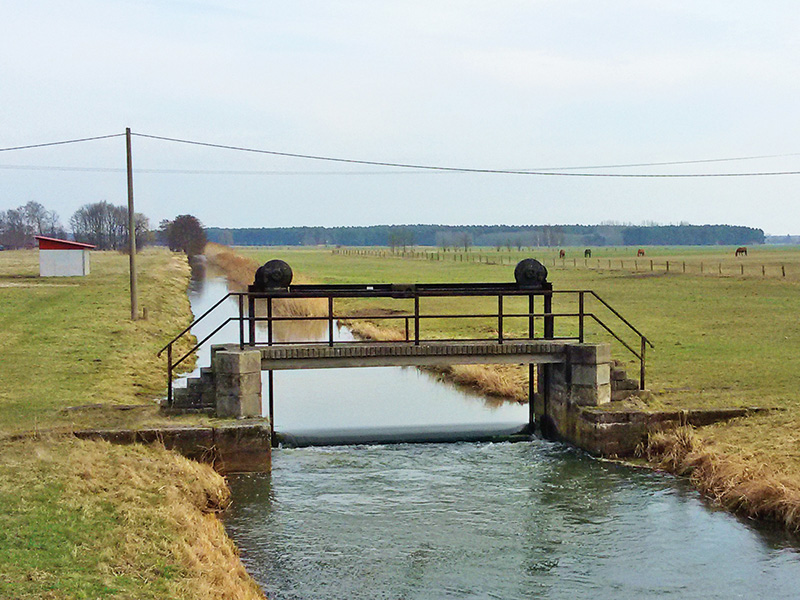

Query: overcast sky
<box><xmin>2</xmin><ymin>1</ymin><xmax>799</xmax><ymax>234</ymax></box>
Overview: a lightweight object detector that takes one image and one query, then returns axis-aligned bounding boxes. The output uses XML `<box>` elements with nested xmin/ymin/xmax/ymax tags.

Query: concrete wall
<box><xmin>40</xmin><ymin>249</ymin><xmax>90</xmax><ymax>277</ymax></box>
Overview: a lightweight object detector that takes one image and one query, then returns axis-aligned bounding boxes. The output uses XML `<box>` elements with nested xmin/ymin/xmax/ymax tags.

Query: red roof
<box><xmin>35</xmin><ymin>236</ymin><xmax>96</xmax><ymax>250</ymax></box>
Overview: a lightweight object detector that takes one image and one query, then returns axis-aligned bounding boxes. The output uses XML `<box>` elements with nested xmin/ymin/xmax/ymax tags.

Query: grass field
<box><xmin>0</xmin><ymin>248</ymin><xmax>264</xmax><ymax>599</ymax></box>
<box><xmin>235</xmin><ymin>244</ymin><xmax>800</xmax><ymax>410</ymax></box>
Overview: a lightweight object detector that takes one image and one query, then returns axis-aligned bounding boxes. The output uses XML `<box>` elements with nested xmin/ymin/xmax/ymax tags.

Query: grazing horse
<box><xmin>559</xmin><ymin>249</ymin><xmax>565</xmax><ymax>259</ymax></box>
<box><xmin>637</xmin><ymin>249</ymin><xmax>645</xmax><ymax>257</ymax></box>
<box><xmin>584</xmin><ymin>249</ymin><xmax>592</xmax><ymax>258</ymax></box>
<box><xmin>735</xmin><ymin>246</ymin><xmax>748</xmax><ymax>257</ymax></box>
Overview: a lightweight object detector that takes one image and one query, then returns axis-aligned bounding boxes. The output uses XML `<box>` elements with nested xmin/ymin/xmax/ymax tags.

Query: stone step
<box><xmin>613</xmin><ymin>377</ymin><xmax>639</xmax><ymax>391</ymax></box>
<box><xmin>171</xmin><ymin>386</ymin><xmax>200</xmax><ymax>408</ymax></box>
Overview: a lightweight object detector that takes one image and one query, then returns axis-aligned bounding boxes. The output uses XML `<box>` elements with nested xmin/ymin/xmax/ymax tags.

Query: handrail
<box><xmin>160</xmin><ymin>284</ymin><xmax>654</xmax><ymax>407</ymax></box>
<box><xmin>587</xmin><ymin>290</ymin><xmax>654</xmax><ymax>349</ymax></box>
<box><xmin>157</xmin><ymin>292</ymin><xmax>234</xmax><ymax>357</ymax></box>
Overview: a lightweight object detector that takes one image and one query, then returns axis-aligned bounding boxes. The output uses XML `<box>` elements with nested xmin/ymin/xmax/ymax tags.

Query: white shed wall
<box><xmin>40</xmin><ymin>249</ymin><xmax>91</xmax><ymax>277</ymax></box>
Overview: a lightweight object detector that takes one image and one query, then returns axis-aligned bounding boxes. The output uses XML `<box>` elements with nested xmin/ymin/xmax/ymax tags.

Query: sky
<box><xmin>2</xmin><ymin>1</ymin><xmax>799</xmax><ymax>235</ymax></box>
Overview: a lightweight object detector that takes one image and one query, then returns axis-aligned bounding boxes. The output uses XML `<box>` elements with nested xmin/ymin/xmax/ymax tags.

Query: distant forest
<box><xmin>206</xmin><ymin>224</ymin><xmax>765</xmax><ymax>248</ymax></box>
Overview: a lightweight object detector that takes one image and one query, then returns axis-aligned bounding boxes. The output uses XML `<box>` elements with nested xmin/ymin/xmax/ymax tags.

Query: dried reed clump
<box><xmin>428</xmin><ymin>364</ymin><xmax>528</xmax><ymax>403</ymax></box>
<box><xmin>646</xmin><ymin>427</ymin><xmax>800</xmax><ymax>531</ymax></box>
<box><xmin>343</xmin><ymin>318</ymin><xmax>529</xmax><ymax>403</ymax></box>
<box><xmin>204</xmin><ymin>242</ymin><xmax>326</xmax><ymax>317</ymax></box>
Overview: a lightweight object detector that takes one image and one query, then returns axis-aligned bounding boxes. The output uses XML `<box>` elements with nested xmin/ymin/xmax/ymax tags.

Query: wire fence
<box><xmin>331</xmin><ymin>247</ymin><xmax>800</xmax><ymax>280</ymax></box>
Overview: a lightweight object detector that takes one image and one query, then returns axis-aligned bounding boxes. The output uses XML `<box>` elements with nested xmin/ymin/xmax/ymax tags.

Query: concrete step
<box><xmin>613</xmin><ymin>377</ymin><xmax>639</xmax><ymax>391</ymax></box>
<box><xmin>171</xmin><ymin>386</ymin><xmax>200</xmax><ymax>408</ymax></box>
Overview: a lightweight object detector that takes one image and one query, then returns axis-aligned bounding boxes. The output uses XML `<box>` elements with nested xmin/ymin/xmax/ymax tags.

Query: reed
<box><xmin>646</xmin><ymin>428</ymin><xmax>800</xmax><ymax>531</ymax></box>
<box><xmin>204</xmin><ymin>242</ymin><xmax>327</xmax><ymax>317</ymax></box>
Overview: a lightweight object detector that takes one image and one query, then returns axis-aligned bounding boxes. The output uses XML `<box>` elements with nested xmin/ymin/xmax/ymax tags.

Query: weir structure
<box><xmin>159</xmin><ymin>259</ymin><xmax>653</xmax><ymax>449</ymax></box>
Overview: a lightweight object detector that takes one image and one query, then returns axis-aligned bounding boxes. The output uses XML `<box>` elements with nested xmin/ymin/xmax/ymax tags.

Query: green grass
<box><xmin>236</xmin><ymin>245</ymin><xmax>800</xmax><ymax>411</ymax></box>
<box><xmin>0</xmin><ymin>249</ymin><xmax>263</xmax><ymax>599</ymax></box>
<box><xmin>0</xmin><ymin>248</ymin><xmax>206</xmax><ymax>434</ymax></box>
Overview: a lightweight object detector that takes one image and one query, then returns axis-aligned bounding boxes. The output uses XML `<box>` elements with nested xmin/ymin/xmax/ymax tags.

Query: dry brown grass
<box><xmin>1</xmin><ymin>436</ymin><xmax>265</xmax><ymax>599</ymax></box>
<box><xmin>342</xmin><ymin>318</ymin><xmax>530</xmax><ymax>403</ymax></box>
<box><xmin>205</xmin><ymin>243</ymin><xmax>326</xmax><ymax>317</ymax></box>
<box><xmin>646</xmin><ymin>427</ymin><xmax>800</xmax><ymax>531</ymax></box>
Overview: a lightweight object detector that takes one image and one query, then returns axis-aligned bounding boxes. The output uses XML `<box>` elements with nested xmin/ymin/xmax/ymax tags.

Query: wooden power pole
<box><xmin>126</xmin><ymin>127</ymin><xmax>139</xmax><ymax>320</ymax></box>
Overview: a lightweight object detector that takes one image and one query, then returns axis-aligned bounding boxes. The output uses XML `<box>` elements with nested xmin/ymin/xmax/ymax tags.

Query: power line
<box><xmin>0</xmin><ymin>164</ymin><xmax>431</xmax><ymax>175</ymax></box>
<box><xmin>2</xmin><ymin>162</ymin><xmax>800</xmax><ymax>177</ymax></box>
<box><xmin>0</xmin><ymin>133</ymin><xmax>125</xmax><ymax>152</ymax></box>
<box><xmin>2</xmin><ymin>129</ymin><xmax>800</xmax><ymax>177</ymax></box>
<box><xmin>131</xmin><ymin>132</ymin><xmax>800</xmax><ymax>177</ymax></box>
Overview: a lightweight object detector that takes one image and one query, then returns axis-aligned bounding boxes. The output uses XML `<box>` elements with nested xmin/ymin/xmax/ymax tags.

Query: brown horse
<box><xmin>735</xmin><ymin>247</ymin><xmax>748</xmax><ymax>257</ymax></box>
<box><xmin>584</xmin><ymin>249</ymin><xmax>591</xmax><ymax>258</ymax></box>
<box><xmin>559</xmin><ymin>249</ymin><xmax>565</xmax><ymax>259</ymax></box>
<box><xmin>637</xmin><ymin>249</ymin><xmax>645</xmax><ymax>257</ymax></box>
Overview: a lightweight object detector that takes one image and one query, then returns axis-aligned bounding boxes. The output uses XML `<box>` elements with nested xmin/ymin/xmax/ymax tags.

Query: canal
<box><xmin>184</xmin><ymin>269</ymin><xmax>800</xmax><ymax>599</ymax></box>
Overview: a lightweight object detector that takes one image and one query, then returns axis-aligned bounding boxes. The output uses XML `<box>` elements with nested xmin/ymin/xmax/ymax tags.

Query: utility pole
<box><xmin>126</xmin><ymin>127</ymin><xmax>139</xmax><ymax>320</ymax></box>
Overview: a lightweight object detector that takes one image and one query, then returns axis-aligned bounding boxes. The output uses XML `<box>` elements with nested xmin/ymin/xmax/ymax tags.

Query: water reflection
<box><xmin>183</xmin><ymin>273</ymin><xmax>529</xmax><ymax>433</ymax></box>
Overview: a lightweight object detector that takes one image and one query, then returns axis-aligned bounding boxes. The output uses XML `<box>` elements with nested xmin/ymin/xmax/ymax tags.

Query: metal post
<box><xmin>497</xmin><ymin>294</ymin><xmax>504</xmax><ymax>344</ymax></box>
<box><xmin>578</xmin><ymin>291</ymin><xmax>585</xmax><ymax>343</ymax></box>
<box><xmin>528</xmin><ymin>363</ymin><xmax>535</xmax><ymax>430</ymax></box>
<box><xmin>238</xmin><ymin>294</ymin><xmax>244</xmax><ymax>350</ymax></box>
<box><xmin>414</xmin><ymin>295</ymin><xmax>420</xmax><ymax>345</ymax></box>
<box><xmin>268</xmin><ymin>370</ymin><xmax>274</xmax><ymax>440</ymax></box>
<box><xmin>125</xmin><ymin>128</ymin><xmax>138</xmax><ymax>321</ymax></box>
<box><xmin>404</xmin><ymin>317</ymin><xmax>409</xmax><ymax>342</ymax></box>
<box><xmin>167</xmin><ymin>344</ymin><xmax>173</xmax><ymax>407</ymax></box>
<box><xmin>249</xmin><ymin>295</ymin><xmax>256</xmax><ymax>346</ymax></box>
<box><xmin>640</xmin><ymin>338</ymin><xmax>647</xmax><ymax>390</ymax></box>
<box><xmin>328</xmin><ymin>296</ymin><xmax>334</xmax><ymax>347</ymax></box>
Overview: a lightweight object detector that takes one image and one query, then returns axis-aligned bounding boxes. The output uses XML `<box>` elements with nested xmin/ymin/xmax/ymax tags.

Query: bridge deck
<box><xmin>220</xmin><ymin>340</ymin><xmax>569</xmax><ymax>370</ymax></box>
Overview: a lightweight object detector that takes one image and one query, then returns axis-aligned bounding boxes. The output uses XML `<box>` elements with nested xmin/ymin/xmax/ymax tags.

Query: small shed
<box><xmin>34</xmin><ymin>236</ymin><xmax>95</xmax><ymax>277</ymax></box>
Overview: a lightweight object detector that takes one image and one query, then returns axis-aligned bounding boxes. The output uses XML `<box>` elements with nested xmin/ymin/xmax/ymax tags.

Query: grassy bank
<box><xmin>235</xmin><ymin>245</ymin><xmax>800</xmax><ymax>529</ymax></box>
<box><xmin>0</xmin><ymin>248</ymin><xmax>264</xmax><ymax>598</ymax></box>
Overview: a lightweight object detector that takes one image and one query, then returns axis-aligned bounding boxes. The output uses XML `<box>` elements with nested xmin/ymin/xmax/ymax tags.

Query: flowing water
<box><xmin>186</xmin><ymin>270</ymin><xmax>800</xmax><ymax>599</ymax></box>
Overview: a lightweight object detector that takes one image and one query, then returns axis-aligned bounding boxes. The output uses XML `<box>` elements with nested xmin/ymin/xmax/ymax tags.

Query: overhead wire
<box><xmin>0</xmin><ymin>133</ymin><xmax>125</xmax><ymax>152</ymax></box>
<box><xmin>1</xmin><ymin>130</ymin><xmax>800</xmax><ymax>177</ymax></box>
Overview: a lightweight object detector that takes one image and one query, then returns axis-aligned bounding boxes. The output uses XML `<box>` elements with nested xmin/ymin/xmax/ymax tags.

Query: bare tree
<box><xmin>0</xmin><ymin>202</ymin><xmax>66</xmax><ymax>248</ymax></box>
<box><xmin>71</xmin><ymin>201</ymin><xmax>148</xmax><ymax>251</ymax></box>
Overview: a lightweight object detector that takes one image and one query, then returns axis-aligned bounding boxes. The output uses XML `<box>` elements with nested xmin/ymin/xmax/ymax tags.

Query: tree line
<box><xmin>206</xmin><ymin>223</ymin><xmax>765</xmax><ymax>248</ymax></box>
<box><xmin>0</xmin><ymin>201</ymin><xmax>206</xmax><ymax>256</ymax></box>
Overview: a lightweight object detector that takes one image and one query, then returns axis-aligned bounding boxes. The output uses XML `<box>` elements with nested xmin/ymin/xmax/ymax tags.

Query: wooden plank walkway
<box><xmin>243</xmin><ymin>340</ymin><xmax>569</xmax><ymax>370</ymax></box>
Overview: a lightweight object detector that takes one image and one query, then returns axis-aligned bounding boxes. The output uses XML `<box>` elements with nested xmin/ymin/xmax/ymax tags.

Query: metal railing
<box><xmin>158</xmin><ymin>283</ymin><xmax>653</xmax><ymax>406</ymax></box>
